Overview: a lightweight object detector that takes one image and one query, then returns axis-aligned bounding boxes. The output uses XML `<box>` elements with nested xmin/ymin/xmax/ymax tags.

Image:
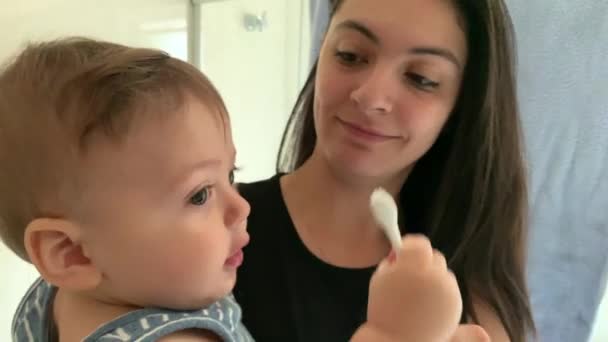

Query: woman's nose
<box><xmin>350</xmin><ymin>67</ymin><xmax>397</xmax><ymax>115</ymax></box>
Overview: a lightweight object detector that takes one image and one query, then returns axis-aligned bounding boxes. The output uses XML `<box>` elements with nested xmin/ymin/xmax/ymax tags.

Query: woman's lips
<box><xmin>337</xmin><ymin>117</ymin><xmax>400</xmax><ymax>142</ymax></box>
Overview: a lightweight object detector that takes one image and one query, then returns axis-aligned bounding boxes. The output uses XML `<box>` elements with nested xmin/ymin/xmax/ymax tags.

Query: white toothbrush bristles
<box><xmin>370</xmin><ymin>187</ymin><xmax>402</xmax><ymax>251</ymax></box>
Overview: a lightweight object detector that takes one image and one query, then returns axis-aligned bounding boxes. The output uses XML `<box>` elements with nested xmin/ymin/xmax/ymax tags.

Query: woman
<box><xmin>235</xmin><ymin>0</ymin><xmax>535</xmax><ymax>341</ymax></box>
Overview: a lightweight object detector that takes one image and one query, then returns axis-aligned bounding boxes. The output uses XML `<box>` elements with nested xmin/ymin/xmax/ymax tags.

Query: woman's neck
<box><xmin>289</xmin><ymin>152</ymin><xmax>407</xmax><ymax>228</ymax></box>
<box><xmin>281</xmin><ymin>152</ymin><xmax>409</xmax><ymax>267</ymax></box>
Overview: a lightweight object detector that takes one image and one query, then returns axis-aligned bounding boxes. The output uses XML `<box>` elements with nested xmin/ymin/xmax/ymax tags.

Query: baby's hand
<box><xmin>364</xmin><ymin>234</ymin><xmax>462</xmax><ymax>341</ymax></box>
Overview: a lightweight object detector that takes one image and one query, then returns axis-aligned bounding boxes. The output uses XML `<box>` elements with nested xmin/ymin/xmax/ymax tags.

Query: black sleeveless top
<box><xmin>235</xmin><ymin>174</ymin><xmax>375</xmax><ymax>342</ymax></box>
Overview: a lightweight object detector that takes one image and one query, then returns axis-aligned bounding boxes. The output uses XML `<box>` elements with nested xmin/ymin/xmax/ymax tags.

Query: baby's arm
<box><xmin>351</xmin><ymin>235</ymin><xmax>480</xmax><ymax>342</ymax></box>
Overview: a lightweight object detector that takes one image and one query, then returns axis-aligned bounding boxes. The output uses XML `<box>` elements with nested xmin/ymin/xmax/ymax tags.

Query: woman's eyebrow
<box><xmin>334</xmin><ymin>19</ymin><xmax>463</xmax><ymax>69</ymax></box>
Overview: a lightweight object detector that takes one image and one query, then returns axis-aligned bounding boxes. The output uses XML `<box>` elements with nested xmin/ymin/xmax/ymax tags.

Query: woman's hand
<box><xmin>364</xmin><ymin>234</ymin><xmax>463</xmax><ymax>341</ymax></box>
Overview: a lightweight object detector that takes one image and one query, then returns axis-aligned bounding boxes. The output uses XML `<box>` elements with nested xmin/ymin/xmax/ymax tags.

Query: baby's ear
<box><xmin>24</xmin><ymin>218</ymin><xmax>101</xmax><ymax>291</ymax></box>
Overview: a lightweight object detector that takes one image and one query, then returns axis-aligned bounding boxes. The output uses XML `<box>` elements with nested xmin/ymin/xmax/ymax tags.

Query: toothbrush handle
<box><xmin>386</xmin><ymin>225</ymin><xmax>403</xmax><ymax>251</ymax></box>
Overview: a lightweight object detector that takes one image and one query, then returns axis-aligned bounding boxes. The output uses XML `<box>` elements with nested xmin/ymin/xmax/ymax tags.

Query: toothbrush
<box><xmin>370</xmin><ymin>187</ymin><xmax>402</xmax><ymax>251</ymax></box>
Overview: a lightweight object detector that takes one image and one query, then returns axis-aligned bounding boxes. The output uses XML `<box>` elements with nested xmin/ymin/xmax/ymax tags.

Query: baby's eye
<box><xmin>228</xmin><ymin>168</ymin><xmax>237</xmax><ymax>185</ymax></box>
<box><xmin>189</xmin><ymin>187</ymin><xmax>210</xmax><ymax>206</ymax></box>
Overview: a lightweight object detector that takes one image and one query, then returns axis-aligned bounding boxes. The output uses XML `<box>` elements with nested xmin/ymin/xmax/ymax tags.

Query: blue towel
<box><xmin>508</xmin><ymin>1</ymin><xmax>608</xmax><ymax>341</ymax></box>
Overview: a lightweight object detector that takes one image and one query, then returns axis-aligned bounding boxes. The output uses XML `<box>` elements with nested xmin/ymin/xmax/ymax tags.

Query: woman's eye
<box><xmin>335</xmin><ymin>50</ymin><xmax>364</xmax><ymax>65</ymax></box>
<box><xmin>189</xmin><ymin>187</ymin><xmax>210</xmax><ymax>206</ymax></box>
<box><xmin>406</xmin><ymin>72</ymin><xmax>439</xmax><ymax>90</ymax></box>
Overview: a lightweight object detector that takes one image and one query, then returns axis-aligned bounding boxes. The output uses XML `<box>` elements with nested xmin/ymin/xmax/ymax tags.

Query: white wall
<box><xmin>0</xmin><ymin>0</ymin><xmax>189</xmax><ymax>62</ymax></box>
<box><xmin>196</xmin><ymin>0</ymin><xmax>309</xmax><ymax>183</ymax></box>
<box><xmin>0</xmin><ymin>0</ymin><xmax>308</xmax><ymax>339</ymax></box>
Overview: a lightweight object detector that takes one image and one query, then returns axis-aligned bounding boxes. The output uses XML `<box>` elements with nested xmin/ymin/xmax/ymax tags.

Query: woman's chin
<box><xmin>327</xmin><ymin>155</ymin><xmax>390</xmax><ymax>181</ymax></box>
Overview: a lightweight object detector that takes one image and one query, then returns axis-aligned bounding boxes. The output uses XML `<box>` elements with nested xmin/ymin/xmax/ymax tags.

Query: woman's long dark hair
<box><xmin>276</xmin><ymin>1</ymin><xmax>535</xmax><ymax>341</ymax></box>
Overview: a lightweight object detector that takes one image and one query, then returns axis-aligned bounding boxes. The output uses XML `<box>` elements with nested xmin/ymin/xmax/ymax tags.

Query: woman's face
<box><xmin>313</xmin><ymin>0</ymin><xmax>468</xmax><ymax>181</ymax></box>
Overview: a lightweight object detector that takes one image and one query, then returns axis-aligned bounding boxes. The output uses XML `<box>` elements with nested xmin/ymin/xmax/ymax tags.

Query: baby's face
<box><xmin>74</xmin><ymin>94</ymin><xmax>250</xmax><ymax>310</ymax></box>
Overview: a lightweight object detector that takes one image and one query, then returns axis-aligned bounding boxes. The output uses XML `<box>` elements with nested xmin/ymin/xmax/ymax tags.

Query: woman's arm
<box><xmin>353</xmin><ymin>322</ymin><xmax>492</xmax><ymax>342</ymax></box>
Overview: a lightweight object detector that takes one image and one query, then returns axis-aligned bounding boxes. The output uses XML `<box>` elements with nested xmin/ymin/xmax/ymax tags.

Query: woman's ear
<box><xmin>24</xmin><ymin>218</ymin><xmax>102</xmax><ymax>291</ymax></box>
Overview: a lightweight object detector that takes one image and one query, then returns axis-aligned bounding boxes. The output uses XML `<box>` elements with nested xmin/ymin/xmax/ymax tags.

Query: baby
<box><xmin>0</xmin><ymin>38</ymin><xmax>486</xmax><ymax>342</ymax></box>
